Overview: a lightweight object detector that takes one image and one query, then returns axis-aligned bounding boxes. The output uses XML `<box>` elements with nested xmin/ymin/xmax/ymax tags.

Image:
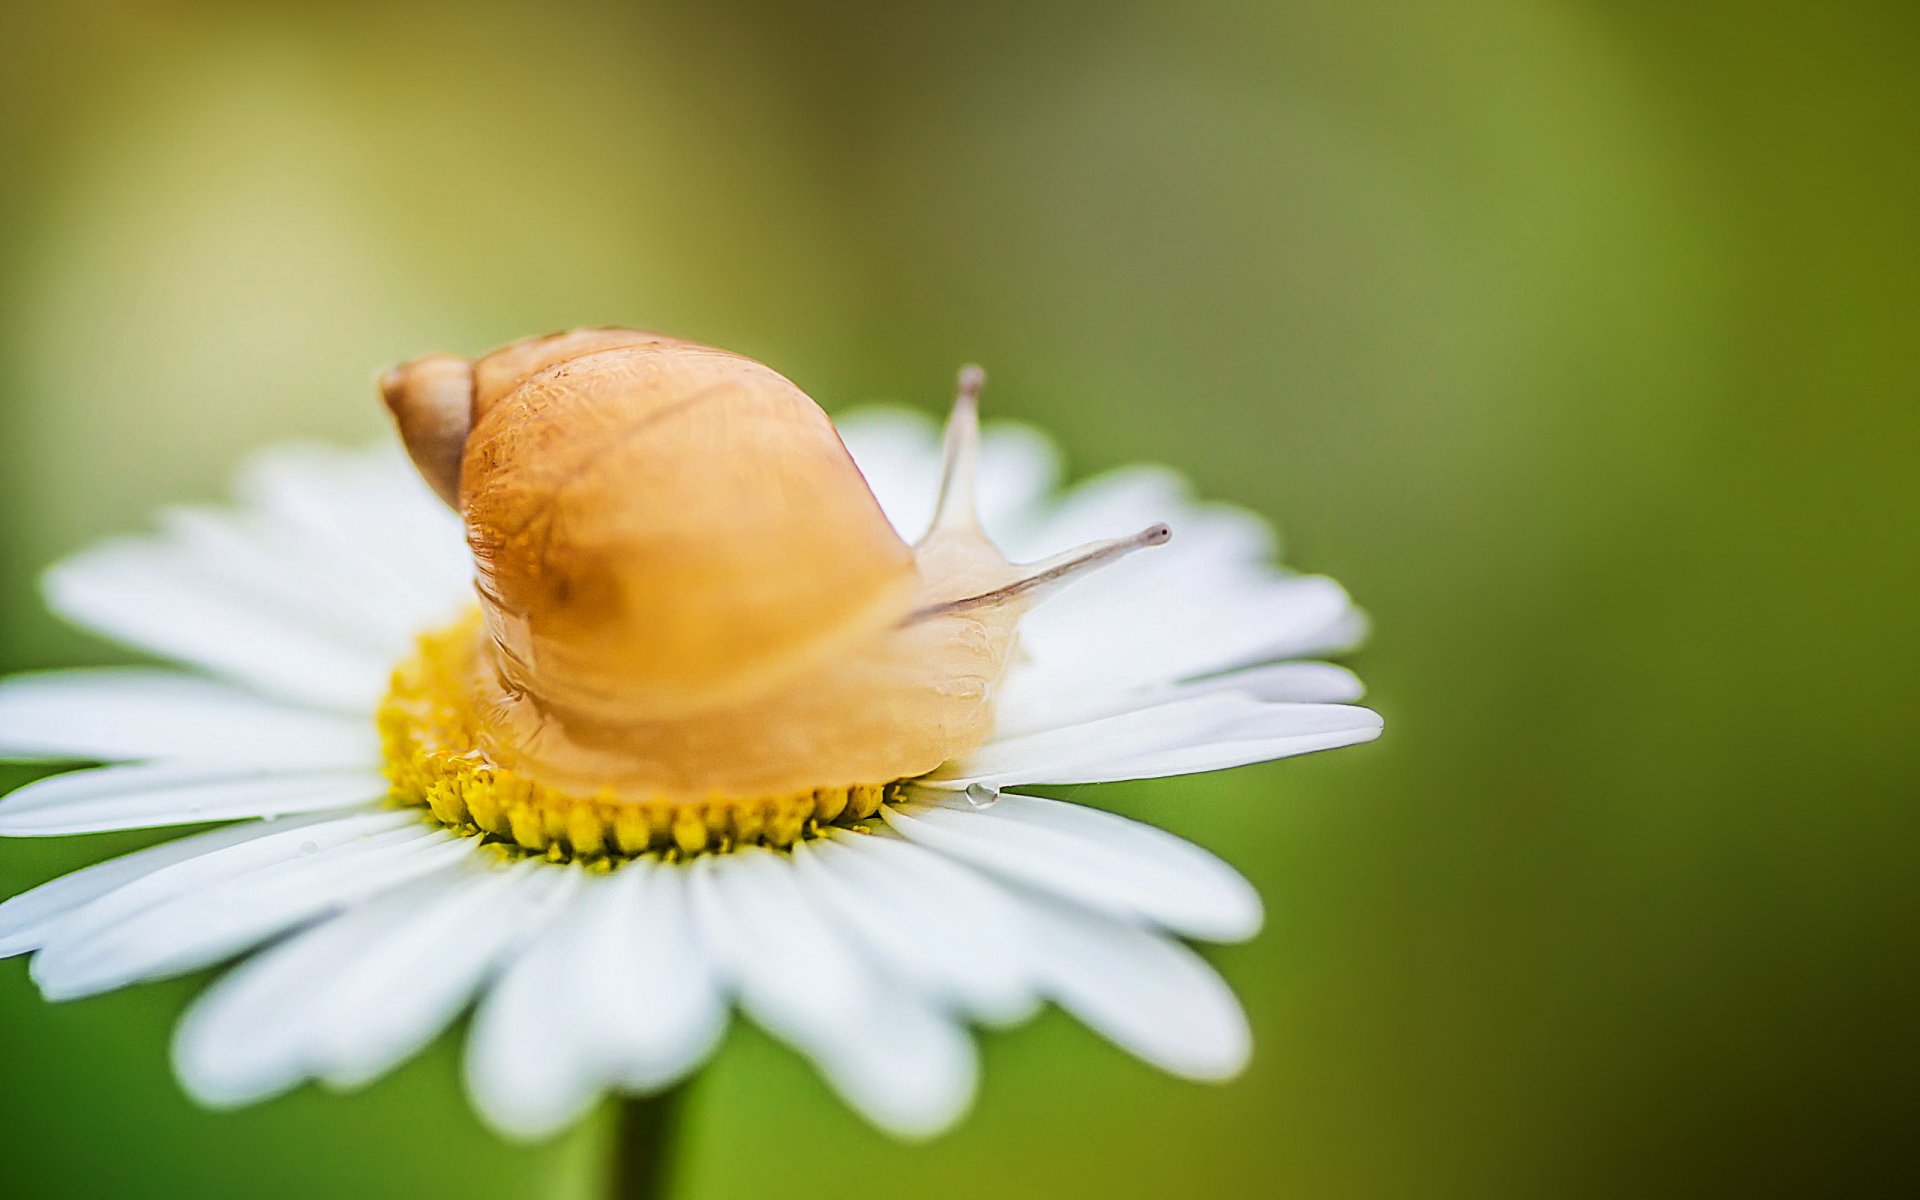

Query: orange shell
<box><xmin>456</xmin><ymin>331</ymin><xmax>917</xmax><ymax>721</ymax></box>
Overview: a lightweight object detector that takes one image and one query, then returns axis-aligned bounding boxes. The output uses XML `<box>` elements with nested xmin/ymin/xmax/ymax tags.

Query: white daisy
<box><xmin>0</xmin><ymin>361</ymin><xmax>1379</xmax><ymax>1142</ymax></box>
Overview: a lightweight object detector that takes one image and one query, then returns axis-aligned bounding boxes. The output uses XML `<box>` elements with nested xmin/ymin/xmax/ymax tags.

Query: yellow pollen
<box><xmin>377</xmin><ymin>613</ymin><xmax>898</xmax><ymax>861</ymax></box>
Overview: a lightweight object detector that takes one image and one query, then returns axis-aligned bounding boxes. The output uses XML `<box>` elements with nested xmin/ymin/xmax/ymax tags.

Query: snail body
<box><xmin>381</xmin><ymin>329</ymin><xmax>1033</xmax><ymax>805</ymax></box>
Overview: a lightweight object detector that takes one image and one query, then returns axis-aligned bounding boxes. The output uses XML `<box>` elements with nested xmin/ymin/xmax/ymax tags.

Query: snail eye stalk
<box><xmin>904</xmin><ymin>524</ymin><xmax>1172</xmax><ymax>625</ymax></box>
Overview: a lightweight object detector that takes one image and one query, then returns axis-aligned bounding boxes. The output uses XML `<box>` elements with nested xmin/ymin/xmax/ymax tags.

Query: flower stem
<box><xmin>606</xmin><ymin>1088</ymin><xmax>682</xmax><ymax>1200</ymax></box>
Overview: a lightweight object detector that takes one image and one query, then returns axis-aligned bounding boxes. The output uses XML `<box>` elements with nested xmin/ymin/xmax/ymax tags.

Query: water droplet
<box><xmin>963</xmin><ymin>782</ymin><xmax>1000</xmax><ymax>809</ymax></box>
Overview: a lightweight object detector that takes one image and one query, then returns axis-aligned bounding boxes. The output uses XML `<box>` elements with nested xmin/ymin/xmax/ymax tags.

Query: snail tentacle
<box><xmin>903</xmin><ymin>522</ymin><xmax>1172</xmax><ymax>624</ymax></box>
<box><xmin>922</xmin><ymin>364</ymin><xmax>989</xmax><ymax>542</ymax></box>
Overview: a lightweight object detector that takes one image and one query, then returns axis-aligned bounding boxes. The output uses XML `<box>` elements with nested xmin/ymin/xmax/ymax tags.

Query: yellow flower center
<box><xmin>378</xmin><ymin>612</ymin><xmax>898</xmax><ymax>861</ymax></box>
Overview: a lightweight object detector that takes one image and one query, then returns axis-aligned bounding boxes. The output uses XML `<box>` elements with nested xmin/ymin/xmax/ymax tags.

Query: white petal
<box><xmin>464</xmin><ymin>922</ymin><xmax>605</xmax><ymax>1139</ymax></box>
<box><xmin>996</xmin><ymin>465</ymin><xmax>1193</xmax><ymax>560</ymax></box>
<box><xmin>1007</xmin><ymin>572</ymin><xmax>1366</xmax><ymax>711</ymax></box>
<box><xmin>824</xmin><ymin>998</ymin><xmax>981</xmax><ymax>1140</ymax></box>
<box><xmin>0</xmin><ymin>669</ymin><xmax>378</xmax><ymax>766</ymax></box>
<box><xmin>1084</xmin><ymin>709</ymin><xmax>1383</xmax><ymax>780</ymax></box>
<box><xmin>883</xmin><ymin>792</ymin><xmax>1262</xmax><ymax>943</ymax></box>
<box><xmin>466</xmin><ymin>861</ymin><xmax>726</xmax><ymax>1140</ymax></box>
<box><xmin>1021</xmin><ymin>892</ymin><xmax>1251</xmax><ymax>1081</ymax></box>
<box><xmin>793</xmin><ymin>834</ymin><xmax>1037</xmax><ymax>1025</ymax></box>
<box><xmin>973</xmin><ymin>422</ymin><xmax>1062</xmax><ymax>543</ymax></box>
<box><xmin>0</xmin><ymin>815</ymin><xmax>342</xmax><ymax>957</ymax></box>
<box><xmin>687</xmin><ymin>850</ymin><xmax>865</xmax><ymax>1044</ymax></box>
<box><xmin>174</xmin><ymin>855</ymin><xmax>569</xmax><ymax>1107</ymax></box>
<box><xmin>44</xmin><ymin>538</ymin><xmax>394</xmax><ymax>714</ymax></box>
<box><xmin>993</xmin><ymin>660</ymin><xmax>1365</xmax><ymax>739</ymax></box>
<box><xmin>835</xmin><ymin>408</ymin><xmax>940</xmax><ymax>538</ymax></box>
<box><xmin>31</xmin><ymin>819</ymin><xmax>466</xmax><ymax>1000</ymax></box>
<box><xmin>313</xmin><ymin>859</ymin><xmax>578</xmax><ymax>1090</ymax></box>
<box><xmin>976</xmin><ymin>458</ymin><xmax>1367</xmax><ymax>700</ymax></box>
<box><xmin>232</xmin><ymin>443</ymin><xmax>471</xmax><ymax>633</ymax></box>
<box><xmin>836</xmin><ymin>408</ymin><xmax>1059</xmax><ymax>546</ymax></box>
<box><xmin>689</xmin><ymin>849</ymin><xmax>976</xmax><ymax>1138</ymax></box>
<box><xmin>592</xmin><ymin>864</ymin><xmax>730</xmax><ymax>1089</ymax></box>
<box><xmin>41</xmin><ymin>441</ymin><xmax>471</xmax><ymax>715</ymax></box>
<box><xmin>0</xmin><ymin>762</ymin><xmax>389</xmax><ymax>835</ymax></box>
<box><xmin>23</xmin><ymin>806</ymin><xmax>416</xmax><ymax>963</ymax></box>
<box><xmin>1001</xmin><ymin>468</ymin><xmax>1277</xmax><ymax>620</ymax></box>
<box><xmin>152</xmin><ymin>505</ymin><xmax>427</xmax><ymax>657</ymax></box>
<box><xmin>1180</xmin><ymin>661</ymin><xmax>1365</xmax><ymax>704</ymax></box>
<box><xmin>1000</xmin><ymin>469</ymin><xmax>1287</xmax><ymax>616</ymax></box>
<box><xmin>930</xmin><ymin>694</ymin><xmax>1383</xmax><ymax>789</ymax></box>
<box><xmin>174</xmin><ymin>875</ymin><xmax>433</xmax><ymax>1106</ymax></box>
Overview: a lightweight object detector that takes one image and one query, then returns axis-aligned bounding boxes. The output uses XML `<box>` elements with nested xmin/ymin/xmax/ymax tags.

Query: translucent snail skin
<box><xmin>378</xmin><ymin>329</ymin><xmax>1165</xmax><ymax>854</ymax></box>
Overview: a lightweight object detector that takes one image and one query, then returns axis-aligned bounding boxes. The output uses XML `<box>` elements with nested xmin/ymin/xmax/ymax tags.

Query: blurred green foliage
<box><xmin>1</xmin><ymin>1</ymin><xmax>1914</xmax><ymax>1197</ymax></box>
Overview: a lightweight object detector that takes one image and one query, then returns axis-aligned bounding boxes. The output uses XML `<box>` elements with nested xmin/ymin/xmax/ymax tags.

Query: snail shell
<box><xmin>386</xmin><ymin>330</ymin><xmax>918</xmax><ymax>723</ymax></box>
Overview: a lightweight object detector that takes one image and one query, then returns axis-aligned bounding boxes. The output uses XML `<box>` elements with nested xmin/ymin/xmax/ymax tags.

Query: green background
<box><xmin>1</xmin><ymin>1</ymin><xmax>1913</xmax><ymax>1196</ymax></box>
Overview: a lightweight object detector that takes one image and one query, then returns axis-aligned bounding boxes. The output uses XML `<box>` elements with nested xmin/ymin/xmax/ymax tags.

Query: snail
<box><xmin>378</xmin><ymin>329</ymin><xmax>1166</xmax><ymax>849</ymax></box>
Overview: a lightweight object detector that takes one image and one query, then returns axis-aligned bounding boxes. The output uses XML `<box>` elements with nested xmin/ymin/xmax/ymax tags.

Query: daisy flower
<box><xmin>0</xmin><ymin>335</ymin><xmax>1380</xmax><ymax>1148</ymax></box>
